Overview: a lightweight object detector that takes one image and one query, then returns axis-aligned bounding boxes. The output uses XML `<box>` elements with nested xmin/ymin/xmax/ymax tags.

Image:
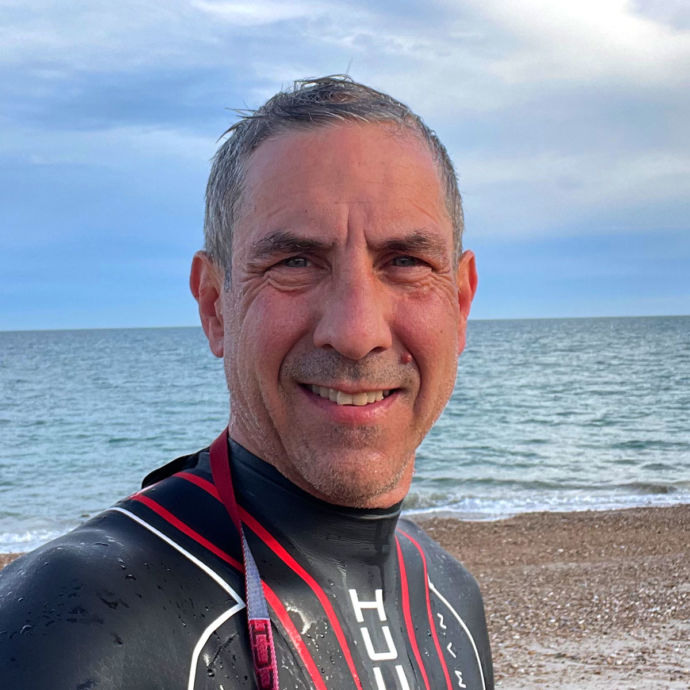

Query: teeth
<box><xmin>309</xmin><ymin>385</ymin><xmax>390</xmax><ymax>406</ymax></box>
<box><xmin>334</xmin><ymin>390</ymin><xmax>349</xmax><ymax>405</ymax></box>
<box><xmin>352</xmin><ymin>392</ymin><xmax>368</xmax><ymax>406</ymax></box>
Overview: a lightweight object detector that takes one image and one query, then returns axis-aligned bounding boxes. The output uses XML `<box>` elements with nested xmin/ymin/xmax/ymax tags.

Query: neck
<box><xmin>229</xmin><ymin>439</ymin><xmax>403</xmax><ymax>562</ymax></box>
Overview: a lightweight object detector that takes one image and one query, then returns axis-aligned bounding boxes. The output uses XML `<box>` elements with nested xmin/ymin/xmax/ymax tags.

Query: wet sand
<box><xmin>2</xmin><ymin>505</ymin><xmax>688</xmax><ymax>687</ymax></box>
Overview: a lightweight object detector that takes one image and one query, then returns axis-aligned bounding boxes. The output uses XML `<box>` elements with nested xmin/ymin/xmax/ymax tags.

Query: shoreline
<box><xmin>404</xmin><ymin>496</ymin><xmax>690</xmax><ymax>523</ymax></box>
<box><xmin>2</xmin><ymin>504</ymin><xmax>688</xmax><ymax>686</ymax></box>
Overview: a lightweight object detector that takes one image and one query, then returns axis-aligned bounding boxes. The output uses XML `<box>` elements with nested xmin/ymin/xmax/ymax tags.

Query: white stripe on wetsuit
<box><xmin>429</xmin><ymin>580</ymin><xmax>486</xmax><ymax>690</ymax></box>
<box><xmin>109</xmin><ymin>507</ymin><xmax>246</xmax><ymax>690</ymax></box>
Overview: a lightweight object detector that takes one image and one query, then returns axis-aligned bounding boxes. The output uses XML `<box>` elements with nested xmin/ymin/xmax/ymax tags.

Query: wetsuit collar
<box><xmin>229</xmin><ymin>438</ymin><xmax>403</xmax><ymax>563</ymax></box>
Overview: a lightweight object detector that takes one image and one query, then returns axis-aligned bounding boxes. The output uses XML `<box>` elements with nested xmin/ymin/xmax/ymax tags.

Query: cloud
<box><xmin>190</xmin><ymin>0</ymin><xmax>329</xmax><ymax>26</ymax></box>
<box><xmin>0</xmin><ymin>1</ymin><xmax>208</xmax><ymax>70</ymax></box>
<box><xmin>467</xmin><ymin>0</ymin><xmax>690</xmax><ymax>86</ymax></box>
<box><xmin>1</xmin><ymin>0</ymin><xmax>688</xmax><ymax>241</ymax></box>
<box><xmin>460</xmin><ymin>147</ymin><xmax>690</xmax><ymax>238</ymax></box>
<box><xmin>4</xmin><ymin>1</ymin><xmax>688</xmax><ymax>117</ymax></box>
<box><xmin>0</xmin><ymin>121</ymin><xmax>215</xmax><ymax>168</ymax></box>
<box><xmin>630</xmin><ymin>0</ymin><xmax>690</xmax><ymax>30</ymax></box>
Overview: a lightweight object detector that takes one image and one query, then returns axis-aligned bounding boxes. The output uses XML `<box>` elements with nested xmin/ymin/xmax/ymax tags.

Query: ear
<box><xmin>455</xmin><ymin>250</ymin><xmax>478</xmax><ymax>355</ymax></box>
<box><xmin>190</xmin><ymin>251</ymin><xmax>225</xmax><ymax>358</ymax></box>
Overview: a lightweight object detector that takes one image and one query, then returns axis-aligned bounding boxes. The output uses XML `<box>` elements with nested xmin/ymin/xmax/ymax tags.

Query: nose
<box><xmin>312</xmin><ymin>266</ymin><xmax>393</xmax><ymax>360</ymax></box>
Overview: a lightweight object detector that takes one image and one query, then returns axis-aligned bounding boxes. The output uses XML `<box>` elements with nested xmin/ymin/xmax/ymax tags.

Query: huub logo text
<box><xmin>348</xmin><ymin>589</ymin><xmax>411</xmax><ymax>689</ymax></box>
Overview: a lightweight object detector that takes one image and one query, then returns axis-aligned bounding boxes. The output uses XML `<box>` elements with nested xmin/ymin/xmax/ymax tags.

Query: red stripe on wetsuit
<box><xmin>178</xmin><ymin>465</ymin><xmax>365</xmax><ymax>689</ymax></box>
<box><xmin>130</xmin><ymin>491</ymin><xmax>325</xmax><ymax>687</ymax></box>
<box><xmin>395</xmin><ymin>535</ymin><xmax>432</xmax><ymax>689</ymax></box>
<box><xmin>132</xmin><ymin>478</ymin><xmax>326</xmax><ymax>688</ymax></box>
<box><xmin>398</xmin><ymin>529</ymin><xmax>453</xmax><ymax>689</ymax></box>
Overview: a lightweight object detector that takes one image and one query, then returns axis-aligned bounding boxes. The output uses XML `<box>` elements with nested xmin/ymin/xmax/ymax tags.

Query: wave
<box><xmin>404</xmin><ymin>490</ymin><xmax>690</xmax><ymax>522</ymax></box>
<box><xmin>0</xmin><ymin>528</ymin><xmax>65</xmax><ymax>554</ymax></box>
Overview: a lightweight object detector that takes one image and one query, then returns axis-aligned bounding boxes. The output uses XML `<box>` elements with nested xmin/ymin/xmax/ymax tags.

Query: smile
<box><xmin>308</xmin><ymin>385</ymin><xmax>393</xmax><ymax>406</ymax></box>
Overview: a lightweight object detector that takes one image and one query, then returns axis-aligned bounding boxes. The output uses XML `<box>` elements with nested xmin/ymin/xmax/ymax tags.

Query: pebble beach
<box><xmin>421</xmin><ymin>504</ymin><xmax>689</xmax><ymax>688</ymax></box>
<box><xmin>2</xmin><ymin>504</ymin><xmax>687</xmax><ymax>687</ymax></box>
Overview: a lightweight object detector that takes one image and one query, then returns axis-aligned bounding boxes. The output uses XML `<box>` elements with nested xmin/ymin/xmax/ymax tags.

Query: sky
<box><xmin>1</xmin><ymin>0</ymin><xmax>688</xmax><ymax>330</ymax></box>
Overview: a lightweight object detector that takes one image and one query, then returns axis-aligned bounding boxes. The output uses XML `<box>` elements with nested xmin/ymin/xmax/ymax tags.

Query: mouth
<box><xmin>307</xmin><ymin>384</ymin><xmax>394</xmax><ymax>406</ymax></box>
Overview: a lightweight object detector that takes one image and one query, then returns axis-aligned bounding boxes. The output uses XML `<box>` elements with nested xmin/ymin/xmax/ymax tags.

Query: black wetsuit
<box><xmin>0</xmin><ymin>440</ymin><xmax>493</xmax><ymax>689</ymax></box>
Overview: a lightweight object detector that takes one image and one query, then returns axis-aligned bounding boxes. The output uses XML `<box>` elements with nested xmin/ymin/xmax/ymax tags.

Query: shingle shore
<box><xmin>419</xmin><ymin>504</ymin><xmax>689</xmax><ymax>688</ymax></box>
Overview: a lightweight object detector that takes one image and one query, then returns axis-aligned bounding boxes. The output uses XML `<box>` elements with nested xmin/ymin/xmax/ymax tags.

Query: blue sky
<box><xmin>1</xmin><ymin>0</ymin><xmax>688</xmax><ymax>330</ymax></box>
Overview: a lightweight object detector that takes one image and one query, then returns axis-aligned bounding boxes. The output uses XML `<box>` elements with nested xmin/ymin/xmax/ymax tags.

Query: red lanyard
<box><xmin>210</xmin><ymin>430</ymin><xmax>280</xmax><ymax>690</ymax></box>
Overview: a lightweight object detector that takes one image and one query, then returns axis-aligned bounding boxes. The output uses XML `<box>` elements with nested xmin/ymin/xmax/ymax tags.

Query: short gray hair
<box><xmin>204</xmin><ymin>75</ymin><xmax>464</xmax><ymax>274</ymax></box>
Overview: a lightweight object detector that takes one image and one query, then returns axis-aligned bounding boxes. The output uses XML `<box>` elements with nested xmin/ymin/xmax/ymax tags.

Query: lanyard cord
<box><xmin>209</xmin><ymin>429</ymin><xmax>280</xmax><ymax>690</ymax></box>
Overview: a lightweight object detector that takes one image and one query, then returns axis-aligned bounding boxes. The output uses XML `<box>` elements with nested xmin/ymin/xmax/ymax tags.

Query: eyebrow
<box><xmin>248</xmin><ymin>231</ymin><xmax>333</xmax><ymax>261</ymax></box>
<box><xmin>248</xmin><ymin>228</ymin><xmax>449</xmax><ymax>261</ymax></box>
<box><xmin>373</xmin><ymin>230</ymin><xmax>449</xmax><ymax>259</ymax></box>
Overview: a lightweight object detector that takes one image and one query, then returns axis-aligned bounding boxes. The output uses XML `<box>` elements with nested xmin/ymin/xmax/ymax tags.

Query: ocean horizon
<box><xmin>1</xmin><ymin>315</ymin><xmax>689</xmax><ymax>552</ymax></box>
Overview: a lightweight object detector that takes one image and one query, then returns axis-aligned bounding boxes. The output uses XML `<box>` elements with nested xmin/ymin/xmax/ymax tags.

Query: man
<box><xmin>0</xmin><ymin>76</ymin><xmax>492</xmax><ymax>689</ymax></box>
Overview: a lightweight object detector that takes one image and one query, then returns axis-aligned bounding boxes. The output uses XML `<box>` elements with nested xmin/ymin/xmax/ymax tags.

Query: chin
<box><xmin>294</xmin><ymin>449</ymin><xmax>413</xmax><ymax>509</ymax></box>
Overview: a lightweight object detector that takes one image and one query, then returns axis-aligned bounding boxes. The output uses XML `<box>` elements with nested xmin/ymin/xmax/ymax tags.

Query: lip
<box><xmin>300</xmin><ymin>380</ymin><xmax>397</xmax><ymax>395</ymax></box>
<box><xmin>299</xmin><ymin>383</ymin><xmax>400</xmax><ymax>423</ymax></box>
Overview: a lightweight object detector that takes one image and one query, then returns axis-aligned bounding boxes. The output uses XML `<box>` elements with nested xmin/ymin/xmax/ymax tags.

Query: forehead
<box><xmin>235</xmin><ymin>122</ymin><xmax>450</xmax><ymax>245</ymax></box>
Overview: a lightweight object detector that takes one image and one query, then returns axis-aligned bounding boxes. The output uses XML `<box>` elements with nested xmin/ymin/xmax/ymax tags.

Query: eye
<box><xmin>281</xmin><ymin>256</ymin><xmax>310</xmax><ymax>268</ymax></box>
<box><xmin>391</xmin><ymin>255</ymin><xmax>424</xmax><ymax>268</ymax></box>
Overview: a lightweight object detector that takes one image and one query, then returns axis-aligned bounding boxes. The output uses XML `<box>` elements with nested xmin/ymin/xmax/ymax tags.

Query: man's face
<box><xmin>196</xmin><ymin>122</ymin><xmax>476</xmax><ymax>508</ymax></box>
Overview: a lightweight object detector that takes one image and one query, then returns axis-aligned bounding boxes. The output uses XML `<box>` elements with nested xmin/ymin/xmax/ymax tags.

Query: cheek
<box><xmin>231</xmin><ymin>293</ymin><xmax>313</xmax><ymax>380</ymax></box>
<box><xmin>398</xmin><ymin>301</ymin><xmax>460</xmax><ymax>398</ymax></box>
<box><xmin>417</xmin><ymin>329</ymin><xmax>459</xmax><ymax>388</ymax></box>
<box><xmin>397</xmin><ymin>292</ymin><xmax>460</xmax><ymax>358</ymax></box>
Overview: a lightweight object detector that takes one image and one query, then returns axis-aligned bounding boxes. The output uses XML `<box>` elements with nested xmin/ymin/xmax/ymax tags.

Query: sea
<box><xmin>1</xmin><ymin>316</ymin><xmax>688</xmax><ymax>553</ymax></box>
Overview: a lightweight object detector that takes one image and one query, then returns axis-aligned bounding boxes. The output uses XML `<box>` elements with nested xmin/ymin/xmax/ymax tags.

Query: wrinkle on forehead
<box><xmin>238</xmin><ymin>122</ymin><xmax>445</xmax><ymax>212</ymax></box>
